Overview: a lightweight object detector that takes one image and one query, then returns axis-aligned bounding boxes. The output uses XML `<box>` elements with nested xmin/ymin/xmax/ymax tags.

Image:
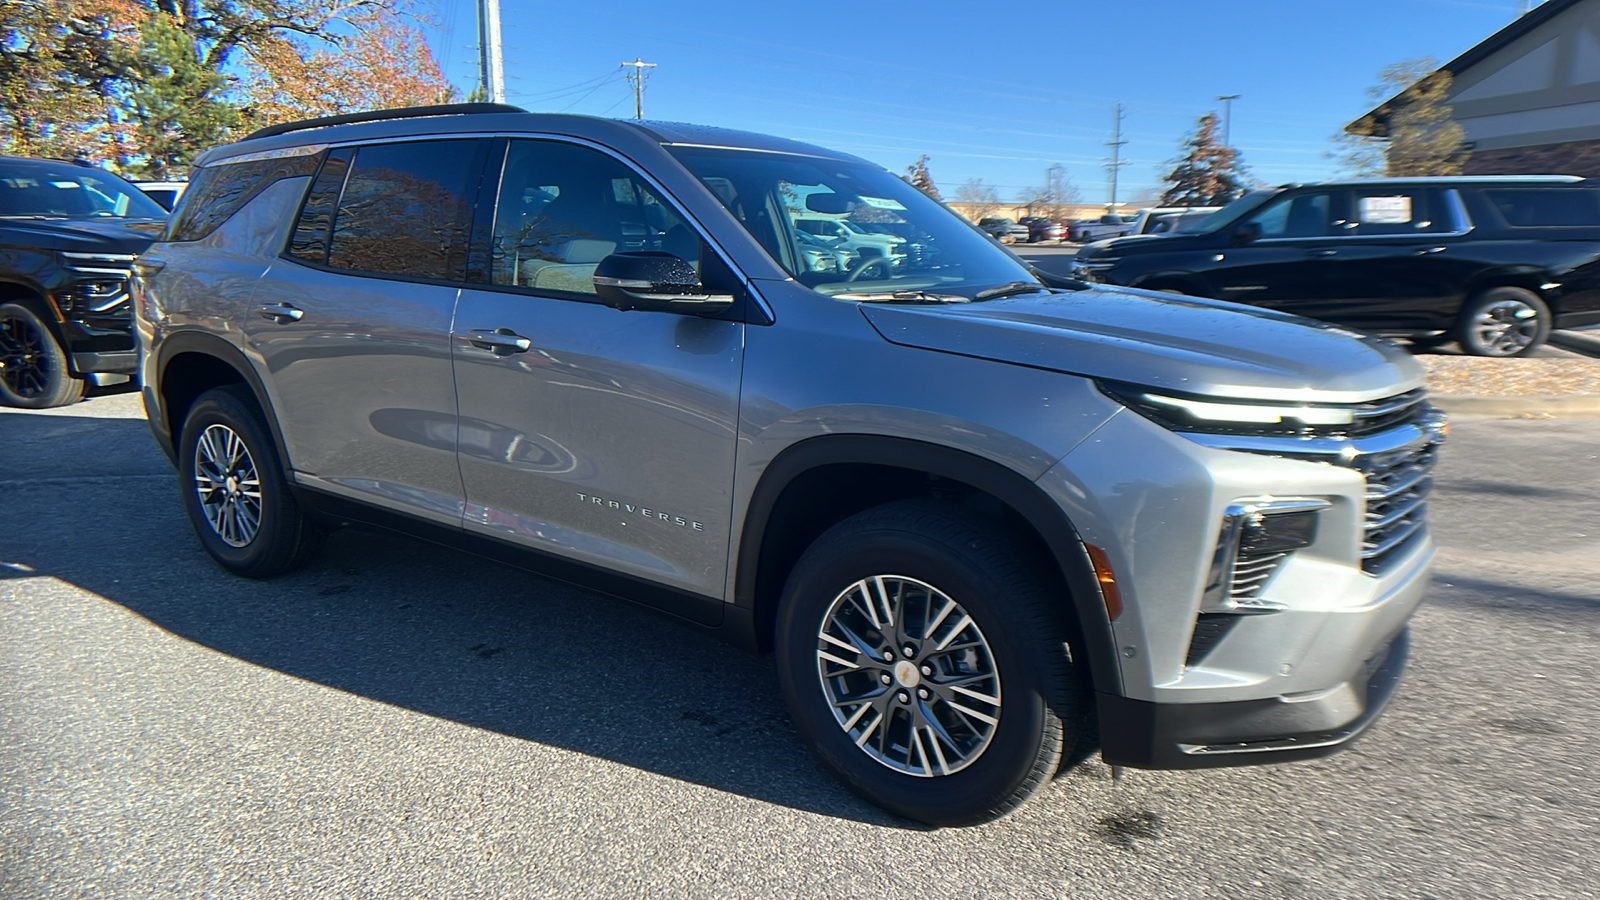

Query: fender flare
<box><xmin>152</xmin><ymin>330</ymin><xmax>291</xmax><ymax>470</ymax></box>
<box><xmin>735</xmin><ymin>434</ymin><xmax>1122</xmax><ymax>694</ymax></box>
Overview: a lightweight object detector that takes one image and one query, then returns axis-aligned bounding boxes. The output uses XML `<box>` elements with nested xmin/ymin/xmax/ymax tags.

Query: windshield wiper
<box><xmin>973</xmin><ymin>280</ymin><xmax>1048</xmax><ymax>301</ymax></box>
<box><xmin>833</xmin><ymin>290</ymin><xmax>969</xmax><ymax>304</ymax></box>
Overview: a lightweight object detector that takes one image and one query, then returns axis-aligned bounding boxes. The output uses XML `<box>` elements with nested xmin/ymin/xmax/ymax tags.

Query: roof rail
<box><xmin>242</xmin><ymin>102</ymin><xmax>526</xmax><ymax>142</ymax></box>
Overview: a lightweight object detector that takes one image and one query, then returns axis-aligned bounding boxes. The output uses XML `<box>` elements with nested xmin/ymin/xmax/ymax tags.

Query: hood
<box><xmin>0</xmin><ymin>217</ymin><xmax>163</xmax><ymax>254</ymax></box>
<box><xmin>859</xmin><ymin>287</ymin><xmax>1424</xmax><ymax>403</ymax></box>
<box><xmin>1080</xmin><ymin>231</ymin><xmax>1201</xmax><ymax>257</ymax></box>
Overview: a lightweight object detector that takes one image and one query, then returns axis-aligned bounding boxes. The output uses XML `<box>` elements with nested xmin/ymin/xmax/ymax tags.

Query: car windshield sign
<box><xmin>667</xmin><ymin>146</ymin><xmax>1038</xmax><ymax>300</ymax></box>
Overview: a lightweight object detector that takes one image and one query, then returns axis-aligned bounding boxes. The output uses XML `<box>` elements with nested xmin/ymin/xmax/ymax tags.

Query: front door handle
<box><xmin>1308</xmin><ymin>248</ymin><xmax>1338</xmax><ymax>257</ymax></box>
<box><xmin>467</xmin><ymin>328</ymin><xmax>532</xmax><ymax>355</ymax></box>
<box><xmin>1414</xmin><ymin>246</ymin><xmax>1447</xmax><ymax>255</ymax></box>
<box><xmin>256</xmin><ymin>302</ymin><xmax>304</xmax><ymax>323</ymax></box>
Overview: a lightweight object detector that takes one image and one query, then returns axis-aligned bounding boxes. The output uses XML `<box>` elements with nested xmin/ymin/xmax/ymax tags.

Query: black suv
<box><xmin>1071</xmin><ymin>176</ymin><xmax>1600</xmax><ymax>356</ymax></box>
<box><xmin>0</xmin><ymin>157</ymin><xmax>167</xmax><ymax>407</ymax></box>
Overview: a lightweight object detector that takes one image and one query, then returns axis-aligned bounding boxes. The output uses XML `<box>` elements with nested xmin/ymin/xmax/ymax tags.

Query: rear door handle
<box><xmin>256</xmin><ymin>302</ymin><xmax>304</xmax><ymax>323</ymax></box>
<box><xmin>467</xmin><ymin>328</ymin><xmax>532</xmax><ymax>355</ymax></box>
<box><xmin>1308</xmin><ymin>248</ymin><xmax>1339</xmax><ymax>257</ymax></box>
<box><xmin>1414</xmin><ymin>246</ymin><xmax>1447</xmax><ymax>255</ymax></box>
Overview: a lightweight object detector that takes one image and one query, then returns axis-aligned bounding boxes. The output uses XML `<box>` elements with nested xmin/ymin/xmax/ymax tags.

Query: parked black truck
<box><xmin>1072</xmin><ymin>176</ymin><xmax>1600</xmax><ymax>357</ymax></box>
<box><xmin>0</xmin><ymin>156</ymin><xmax>167</xmax><ymax>407</ymax></box>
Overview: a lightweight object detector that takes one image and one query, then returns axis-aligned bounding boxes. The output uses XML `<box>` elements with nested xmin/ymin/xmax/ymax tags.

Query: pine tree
<box><xmin>903</xmin><ymin>155</ymin><xmax>941</xmax><ymax>199</ymax></box>
<box><xmin>123</xmin><ymin>11</ymin><xmax>240</xmax><ymax>178</ymax></box>
<box><xmin>1160</xmin><ymin>113</ymin><xmax>1248</xmax><ymax>207</ymax></box>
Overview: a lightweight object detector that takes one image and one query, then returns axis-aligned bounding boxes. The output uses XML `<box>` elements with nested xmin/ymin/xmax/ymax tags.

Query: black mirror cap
<box><xmin>593</xmin><ymin>251</ymin><xmax>735</xmax><ymax>314</ymax></box>
<box><xmin>1232</xmin><ymin>222</ymin><xmax>1262</xmax><ymax>246</ymax></box>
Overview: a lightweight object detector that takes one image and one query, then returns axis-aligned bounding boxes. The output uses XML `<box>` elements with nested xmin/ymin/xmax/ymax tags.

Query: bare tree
<box><xmin>954</xmin><ymin>178</ymin><xmax>1001</xmax><ymax>220</ymax></box>
<box><xmin>1017</xmin><ymin>164</ymin><xmax>1080</xmax><ymax>219</ymax></box>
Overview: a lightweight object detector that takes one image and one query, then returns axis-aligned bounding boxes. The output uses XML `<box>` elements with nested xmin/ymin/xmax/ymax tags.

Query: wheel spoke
<box><xmin>816</xmin><ymin>574</ymin><xmax>1000</xmax><ymax>777</ymax></box>
<box><xmin>192</xmin><ymin>424</ymin><xmax>261</xmax><ymax>548</ymax></box>
<box><xmin>933</xmin><ymin>614</ymin><xmax>972</xmax><ymax>651</ymax></box>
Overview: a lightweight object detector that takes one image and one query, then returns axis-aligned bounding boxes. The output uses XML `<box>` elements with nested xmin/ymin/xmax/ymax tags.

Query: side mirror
<box><xmin>593</xmin><ymin>251</ymin><xmax>734</xmax><ymax>314</ymax></box>
<box><xmin>1231</xmin><ymin>222</ymin><xmax>1262</xmax><ymax>246</ymax></box>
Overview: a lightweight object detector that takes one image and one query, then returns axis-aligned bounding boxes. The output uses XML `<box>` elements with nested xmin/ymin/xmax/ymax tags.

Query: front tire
<box><xmin>177</xmin><ymin>385</ymin><xmax>319</xmax><ymax>577</ymax></box>
<box><xmin>1454</xmin><ymin>287</ymin><xmax>1550</xmax><ymax>357</ymax></box>
<box><xmin>775</xmin><ymin>501</ymin><xmax>1085</xmax><ymax>826</ymax></box>
<box><xmin>0</xmin><ymin>302</ymin><xmax>84</xmax><ymax>409</ymax></box>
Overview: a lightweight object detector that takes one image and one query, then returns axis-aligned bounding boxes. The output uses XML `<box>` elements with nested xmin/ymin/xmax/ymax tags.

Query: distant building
<box><xmin>1347</xmin><ymin>0</ymin><xmax>1600</xmax><ymax>176</ymax></box>
<box><xmin>944</xmin><ymin>202</ymin><xmax>1141</xmax><ymax>224</ymax></box>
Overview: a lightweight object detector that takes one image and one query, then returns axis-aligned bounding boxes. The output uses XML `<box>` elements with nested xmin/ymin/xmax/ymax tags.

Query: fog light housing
<box><xmin>1201</xmin><ymin>498</ymin><xmax>1328</xmax><ymax>615</ymax></box>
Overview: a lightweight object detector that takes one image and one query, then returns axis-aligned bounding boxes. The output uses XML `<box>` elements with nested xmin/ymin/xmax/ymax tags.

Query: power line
<box><xmin>476</xmin><ymin>0</ymin><xmax>504</xmax><ymax>103</ymax></box>
<box><xmin>620</xmin><ymin>58</ymin><xmax>658</xmax><ymax>121</ymax></box>
<box><xmin>1105</xmin><ymin>103</ymin><xmax>1130</xmax><ymax>212</ymax></box>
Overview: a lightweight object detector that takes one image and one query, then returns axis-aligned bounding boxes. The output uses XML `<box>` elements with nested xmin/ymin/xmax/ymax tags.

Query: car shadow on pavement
<box><xmin>0</xmin><ymin>412</ymin><xmax>916</xmax><ymax>828</ymax></box>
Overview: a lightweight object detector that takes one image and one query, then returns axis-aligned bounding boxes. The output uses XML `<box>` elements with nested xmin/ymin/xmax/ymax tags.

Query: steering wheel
<box><xmin>845</xmin><ymin>256</ymin><xmax>895</xmax><ymax>282</ymax></box>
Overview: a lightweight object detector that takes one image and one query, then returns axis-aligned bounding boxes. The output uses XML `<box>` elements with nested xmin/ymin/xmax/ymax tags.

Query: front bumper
<box><xmin>1098</xmin><ymin>626</ymin><xmax>1409</xmax><ymax>768</ymax></box>
<box><xmin>70</xmin><ymin>349</ymin><xmax>137</xmax><ymax>376</ymax></box>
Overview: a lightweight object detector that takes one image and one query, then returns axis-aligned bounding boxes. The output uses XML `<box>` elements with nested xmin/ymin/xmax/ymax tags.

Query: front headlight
<box><xmin>1097</xmin><ymin>380</ymin><xmax>1364</xmax><ymax>438</ymax></box>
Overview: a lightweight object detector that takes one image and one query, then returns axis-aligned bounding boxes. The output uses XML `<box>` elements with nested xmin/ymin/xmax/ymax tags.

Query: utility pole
<box><xmin>476</xmin><ymin>0</ymin><xmax>504</xmax><ymax>103</ymax></box>
<box><xmin>1216</xmin><ymin>94</ymin><xmax>1240</xmax><ymax>146</ymax></box>
<box><xmin>1105</xmin><ymin>103</ymin><xmax>1129</xmax><ymax>214</ymax></box>
<box><xmin>621</xmin><ymin>58</ymin><xmax>658</xmax><ymax>121</ymax></box>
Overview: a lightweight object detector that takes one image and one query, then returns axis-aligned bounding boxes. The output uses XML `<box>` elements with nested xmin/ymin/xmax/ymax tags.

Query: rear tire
<box><xmin>775</xmin><ymin>500</ymin><xmax>1085</xmax><ymax>826</ymax></box>
<box><xmin>177</xmin><ymin>385</ymin><xmax>319</xmax><ymax>578</ymax></box>
<box><xmin>1454</xmin><ymin>287</ymin><xmax>1550</xmax><ymax>357</ymax></box>
<box><xmin>0</xmin><ymin>303</ymin><xmax>84</xmax><ymax>409</ymax></box>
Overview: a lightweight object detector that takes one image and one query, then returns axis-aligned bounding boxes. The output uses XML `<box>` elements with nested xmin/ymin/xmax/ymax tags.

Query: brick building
<box><xmin>1347</xmin><ymin>0</ymin><xmax>1600</xmax><ymax>177</ymax></box>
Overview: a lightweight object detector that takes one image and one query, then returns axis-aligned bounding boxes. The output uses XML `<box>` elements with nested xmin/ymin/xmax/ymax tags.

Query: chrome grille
<box><xmin>1187</xmin><ymin>398</ymin><xmax>1446</xmax><ymax>578</ymax></box>
<box><xmin>1358</xmin><ymin>436</ymin><xmax>1439</xmax><ymax>572</ymax></box>
<box><xmin>1346</xmin><ymin>388</ymin><xmax>1428</xmax><ymax>438</ymax></box>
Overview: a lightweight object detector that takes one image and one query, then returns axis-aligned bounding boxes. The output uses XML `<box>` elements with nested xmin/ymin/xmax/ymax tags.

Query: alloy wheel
<box><xmin>815</xmin><ymin>575</ymin><xmax>1001</xmax><ymax>777</ymax></box>
<box><xmin>0</xmin><ymin>311</ymin><xmax>51</xmax><ymax>399</ymax></box>
<box><xmin>1469</xmin><ymin>299</ymin><xmax>1540</xmax><ymax>356</ymax></box>
<box><xmin>192</xmin><ymin>424</ymin><xmax>263</xmax><ymax>547</ymax></box>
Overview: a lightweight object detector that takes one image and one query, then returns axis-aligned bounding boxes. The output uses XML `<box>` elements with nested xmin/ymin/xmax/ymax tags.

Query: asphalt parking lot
<box><xmin>3</xmin><ymin>391</ymin><xmax>1598</xmax><ymax>899</ymax></box>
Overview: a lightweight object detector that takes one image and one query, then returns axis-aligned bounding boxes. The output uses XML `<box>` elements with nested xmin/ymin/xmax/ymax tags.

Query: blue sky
<box><xmin>424</xmin><ymin>0</ymin><xmax>1539</xmax><ymax>205</ymax></box>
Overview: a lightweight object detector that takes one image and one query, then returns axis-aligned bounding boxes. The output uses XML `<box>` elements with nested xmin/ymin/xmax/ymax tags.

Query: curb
<box><xmin>1430</xmin><ymin>394</ymin><xmax>1600</xmax><ymax>418</ymax></box>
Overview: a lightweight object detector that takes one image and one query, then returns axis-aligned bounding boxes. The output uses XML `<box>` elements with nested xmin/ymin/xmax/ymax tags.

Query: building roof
<box><xmin>1346</xmin><ymin>0</ymin><xmax>1587</xmax><ymax>137</ymax></box>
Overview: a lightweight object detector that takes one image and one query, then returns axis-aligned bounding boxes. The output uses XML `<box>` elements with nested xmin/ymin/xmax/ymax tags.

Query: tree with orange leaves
<box><xmin>1</xmin><ymin>0</ymin><xmax>456</xmax><ymax>175</ymax></box>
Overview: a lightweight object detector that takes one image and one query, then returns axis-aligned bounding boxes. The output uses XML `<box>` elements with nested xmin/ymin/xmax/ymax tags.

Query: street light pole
<box><xmin>1216</xmin><ymin>94</ymin><xmax>1240</xmax><ymax>146</ymax></box>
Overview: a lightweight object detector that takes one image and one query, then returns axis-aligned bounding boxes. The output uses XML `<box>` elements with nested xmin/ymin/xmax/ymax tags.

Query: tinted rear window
<box><xmin>325</xmin><ymin>139</ymin><xmax>485</xmax><ymax>281</ymax></box>
<box><xmin>1484</xmin><ymin>188</ymin><xmax>1600</xmax><ymax>227</ymax></box>
<box><xmin>167</xmin><ymin>153</ymin><xmax>320</xmax><ymax>242</ymax></box>
<box><xmin>285</xmin><ymin>148</ymin><xmax>353</xmax><ymax>265</ymax></box>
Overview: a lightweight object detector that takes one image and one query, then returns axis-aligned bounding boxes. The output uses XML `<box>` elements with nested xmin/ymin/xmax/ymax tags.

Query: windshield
<box><xmin>1192</xmin><ymin>189</ymin><xmax>1280</xmax><ymax>233</ymax></box>
<box><xmin>1172</xmin><ymin>210</ymin><xmax>1219</xmax><ymax>233</ymax></box>
<box><xmin>0</xmin><ymin>161</ymin><xmax>168</xmax><ymax>219</ymax></box>
<box><xmin>667</xmin><ymin>146</ymin><xmax>1039</xmax><ymax>300</ymax></box>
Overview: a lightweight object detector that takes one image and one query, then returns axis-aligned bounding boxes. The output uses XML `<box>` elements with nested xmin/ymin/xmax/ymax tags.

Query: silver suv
<box><xmin>134</xmin><ymin>104</ymin><xmax>1442</xmax><ymax>826</ymax></box>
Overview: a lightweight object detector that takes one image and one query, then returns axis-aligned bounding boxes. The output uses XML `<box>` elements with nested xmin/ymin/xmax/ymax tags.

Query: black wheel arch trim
<box><xmin>1460</xmin><ymin>271</ymin><xmax>1556</xmax><ymax>313</ymax></box>
<box><xmin>151</xmin><ymin>330</ymin><xmax>290</xmax><ymax>470</ymax></box>
<box><xmin>734</xmin><ymin>433</ymin><xmax>1123</xmax><ymax>695</ymax></box>
<box><xmin>0</xmin><ymin>279</ymin><xmax>66</xmax><ymax>336</ymax></box>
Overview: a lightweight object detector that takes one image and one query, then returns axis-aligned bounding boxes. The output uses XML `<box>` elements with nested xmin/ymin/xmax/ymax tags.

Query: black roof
<box><xmin>1347</xmin><ymin>0</ymin><xmax>1586</xmax><ymax>137</ymax></box>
